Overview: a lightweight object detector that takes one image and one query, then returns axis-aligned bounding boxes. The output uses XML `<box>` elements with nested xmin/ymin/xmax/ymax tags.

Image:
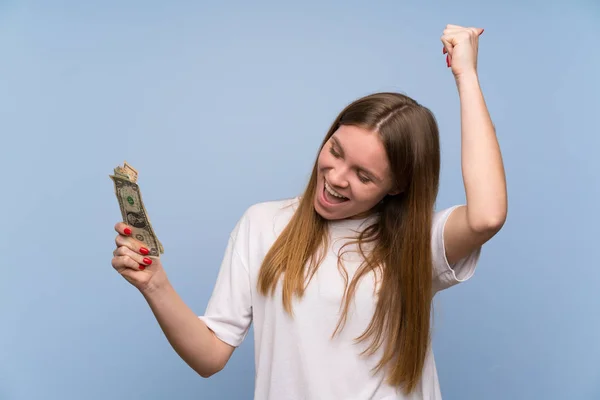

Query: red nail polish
<box><xmin>124</xmin><ymin>228</ymin><xmax>132</xmax><ymax>235</ymax></box>
<box><xmin>140</xmin><ymin>247</ymin><xmax>149</xmax><ymax>255</ymax></box>
<box><xmin>139</xmin><ymin>264</ymin><xmax>146</xmax><ymax>270</ymax></box>
<box><xmin>143</xmin><ymin>258</ymin><xmax>152</xmax><ymax>265</ymax></box>
<box><xmin>443</xmin><ymin>47</ymin><xmax>447</xmax><ymax>54</ymax></box>
<box><xmin>480</xmin><ymin>28</ymin><xmax>484</xmax><ymax>35</ymax></box>
<box><xmin>446</xmin><ymin>55</ymin><xmax>450</xmax><ymax>67</ymax></box>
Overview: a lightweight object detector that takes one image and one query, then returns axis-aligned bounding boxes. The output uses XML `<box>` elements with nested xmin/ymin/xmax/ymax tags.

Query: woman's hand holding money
<box><xmin>111</xmin><ymin>222</ymin><xmax>169</xmax><ymax>294</ymax></box>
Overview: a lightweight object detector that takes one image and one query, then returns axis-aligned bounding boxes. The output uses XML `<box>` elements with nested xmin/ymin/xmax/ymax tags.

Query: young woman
<box><xmin>111</xmin><ymin>24</ymin><xmax>507</xmax><ymax>399</ymax></box>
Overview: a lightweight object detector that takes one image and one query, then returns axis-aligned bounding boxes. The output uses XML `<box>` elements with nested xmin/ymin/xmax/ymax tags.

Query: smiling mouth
<box><xmin>323</xmin><ymin>180</ymin><xmax>349</xmax><ymax>204</ymax></box>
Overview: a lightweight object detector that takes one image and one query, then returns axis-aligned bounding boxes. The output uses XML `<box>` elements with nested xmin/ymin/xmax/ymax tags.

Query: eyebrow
<box><xmin>331</xmin><ymin>136</ymin><xmax>383</xmax><ymax>182</ymax></box>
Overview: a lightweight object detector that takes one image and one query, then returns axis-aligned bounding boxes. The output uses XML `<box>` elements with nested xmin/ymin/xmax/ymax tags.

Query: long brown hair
<box><xmin>257</xmin><ymin>92</ymin><xmax>441</xmax><ymax>393</ymax></box>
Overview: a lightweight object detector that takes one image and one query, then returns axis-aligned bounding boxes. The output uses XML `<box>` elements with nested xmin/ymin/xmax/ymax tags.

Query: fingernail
<box><xmin>443</xmin><ymin>47</ymin><xmax>447</xmax><ymax>54</ymax></box>
<box><xmin>140</xmin><ymin>247</ymin><xmax>149</xmax><ymax>255</ymax></box>
<box><xmin>143</xmin><ymin>258</ymin><xmax>152</xmax><ymax>265</ymax></box>
<box><xmin>480</xmin><ymin>28</ymin><xmax>484</xmax><ymax>35</ymax></box>
<box><xmin>124</xmin><ymin>227</ymin><xmax>132</xmax><ymax>235</ymax></box>
<box><xmin>139</xmin><ymin>264</ymin><xmax>146</xmax><ymax>270</ymax></box>
<box><xmin>446</xmin><ymin>55</ymin><xmax>450</xmax><ymax>67</ymax></box>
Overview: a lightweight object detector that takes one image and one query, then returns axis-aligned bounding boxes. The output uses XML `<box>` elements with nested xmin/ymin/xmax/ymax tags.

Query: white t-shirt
<box><xmin>199</xmin><ymin>197</ymin><xmax>480</xmax><ymax>399</ymax></box>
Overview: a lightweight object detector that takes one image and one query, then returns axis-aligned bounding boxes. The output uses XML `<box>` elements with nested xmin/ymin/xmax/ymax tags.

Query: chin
<box><xmin>313</xmin><ymin>194</ymin><xmax>337</xmax><ymax>221</ymax></box>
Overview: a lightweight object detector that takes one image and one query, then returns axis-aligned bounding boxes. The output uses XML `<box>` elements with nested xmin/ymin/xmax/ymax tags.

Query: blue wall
<box><xmin>1</xmin><ymin>1</ymin><xmax>598</xmax><ymax>399</ymax></box>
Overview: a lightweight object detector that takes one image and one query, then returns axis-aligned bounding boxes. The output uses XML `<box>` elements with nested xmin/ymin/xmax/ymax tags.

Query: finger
<box><xmin>115</xmin><ymin>234</ymin><xmax>151</xmax><ymax>256</ymax></box>
<box><xmin>114</xmin><ymin>246</ymin><xmax>154</xmax><ymax>267</ymax></box>
<box><xmin>443</xmin><ymin>27</ymin><xmax>482</xmax><ymax>40</ymax></box>
<box><xmin>443</xmin><ymin>27</ymin><xmax>464</xmax><ymax>35</ymax></box>
<box><xmin>112</xmin><ymin>255</ymin><xmax>142</xmax><ymax>272</ymax></box>
<box><xmin>440</xmin><ymin>35</ymin><xmax>454</xmax><ymax>59</ymax></box>
<box><xmin>114</xmin><ymin>222</ymin><xmax>132</xmax><ymax>236</ymax></box>
<box><xmin>463</xmin><ymin>27</ymin><xmax>481</xmax><ymax>37</ymax></box>
<box><xmin>445</xmin><ymin>24</ymin><xmax>464</xmax><ymax>29</ymax></box>
<box><xmin>120</xmin><ymin>268</ymin><xmax>143</xmax><ymax>282</ymax></box>
<box><xmin>440</xmin><ymin>35</ymin><xmax>453</xmax><ymax>68</ymax></box>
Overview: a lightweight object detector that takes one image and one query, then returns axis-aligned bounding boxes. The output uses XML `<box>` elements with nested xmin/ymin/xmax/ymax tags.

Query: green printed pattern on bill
<box><xmin>110</xmin><ymin>162</ymin><xmax>164</xmax><ymax>257</ymax></box>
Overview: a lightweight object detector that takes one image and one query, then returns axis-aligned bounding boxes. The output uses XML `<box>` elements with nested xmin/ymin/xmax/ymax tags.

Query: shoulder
<box><xmin>226</xmin><ymin>197</ymin><xmax>299</xmax><ymax>261</ymax></box>
<box><xmin>243</xmin><ymin>196</ymin><xmax>300</xmax><ymax>221</ymax></box>
<box><xmin>232</xmin><ymin>196</ymin><xmax>300</xmax><ymax>237</ymax></box>
<box><xmin>433</xmin><ymin>205</ymin><xmax>463</xmax><ymax>227</ymax></box>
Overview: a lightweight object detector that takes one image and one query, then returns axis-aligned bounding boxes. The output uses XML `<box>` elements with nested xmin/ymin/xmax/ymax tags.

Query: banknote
<box><xmin>113</xmin><ymin>161</ymin><xmax>138</xmax><ymax>183</ymax></box>
<box><xmin>110</xmin><ymin>162</ymin><xmax>163</xmax><ymax>257</ymax></box>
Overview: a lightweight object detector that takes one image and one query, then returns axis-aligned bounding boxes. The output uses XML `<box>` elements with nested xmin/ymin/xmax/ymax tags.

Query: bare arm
<box><xmin>142</xmin><ymin>282</ymin><xmax>235</xmax><ymax>378</ymax></box>
<box><xmin>441</xmin><ymin>25</ymin><xmax>508</xmax><ymax>264</ymax></box>
<box><xmin>111</xmin><ymin>223</ymin><xmax>235</xmax><ymax>378</ymax></box>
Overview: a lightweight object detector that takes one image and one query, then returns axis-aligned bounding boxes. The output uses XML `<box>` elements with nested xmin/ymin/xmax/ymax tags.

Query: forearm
<box><xmin>456</xmin><ymin>72</ymin><xmax>507</xmax><ymax>231</ymax></box>
<box><xmin>142</xmin><ymin>282</ymin><xmax>230</xmax><ymax>377</ymax></box>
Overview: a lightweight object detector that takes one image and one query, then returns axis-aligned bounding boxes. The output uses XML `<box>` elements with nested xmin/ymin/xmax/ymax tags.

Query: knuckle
<box><xmin>119</xmin><ymin>246</ymin><xmax>136</xmax><ymax>261</ymax></box>
<box><xmin>115</xmin><ymin>235</ymin><xmax>130</xmax><ymax>248</ymax></box>
<box><xmin>128</xmin><ymin>248</ymin><xmax>142</xmax><ymax>262</ymax></box>
<box><xmin>112</xmin><ymin>256</ymin><xmax>124</xmax><ymax>269</ymax></box>
<box><xmin>112</xmin><ymin>254</ymin><xmax>139</xmax><ymax>271</ymax></box>
<box><xmin>128</xmin><ymin>257</ymin><xmax>140</xmax><ymax>269</ymax></box>
<box><xmin>130</xmin><ymin>239</ymin><xmax>143</xmax><ymax>250</ymax></box>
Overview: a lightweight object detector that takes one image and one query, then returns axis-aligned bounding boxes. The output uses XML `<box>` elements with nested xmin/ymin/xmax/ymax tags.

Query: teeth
<box><xmin>325</xmin><ymin>181</ymin><xmax>347</xmax><ymax>199</ymax></box>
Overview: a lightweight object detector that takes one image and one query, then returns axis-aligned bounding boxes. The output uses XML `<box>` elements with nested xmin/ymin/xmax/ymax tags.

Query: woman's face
<box><xmin>313</xmin><ymin>124</ymin><xmax>399</xmax><ymax>220</ymax></box>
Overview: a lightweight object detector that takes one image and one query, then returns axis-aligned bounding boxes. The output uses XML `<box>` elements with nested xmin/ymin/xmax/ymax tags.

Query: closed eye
<box><xmin>358</xmin><ymin>174</ymin><xmax>371</xmax><ymax>183</ymax></box>
<box><xmin>330</xmin><ymin>144</ymin><xmax>372</xmax><ymax>184</ymax></box>
<box><xmin>329</xmin><ymin>145</ymin><xmax>341</xmax><ymax>158</ymax></box>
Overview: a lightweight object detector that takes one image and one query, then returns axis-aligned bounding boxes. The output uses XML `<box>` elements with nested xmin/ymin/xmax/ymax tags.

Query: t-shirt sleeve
<box><xmin>431</xmin><ymin>205</ymin><xmax>482</xmax><ymax>293</ymax></box>
<box><xmin>198</xmin><ymin>215</ymin><xmax>253</xmax><ymax>347</ymax></box>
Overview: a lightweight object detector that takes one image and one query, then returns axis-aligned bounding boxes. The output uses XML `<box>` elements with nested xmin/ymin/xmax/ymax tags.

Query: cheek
<box><xmin>353</xmin><ymin>185</ymin><xmax>388</xmax><ymax>203</ymax></box>
<box><xmin>317</xmin><ymin>148</ymin><xmax>332</xmax><ymax>170</ymax></box>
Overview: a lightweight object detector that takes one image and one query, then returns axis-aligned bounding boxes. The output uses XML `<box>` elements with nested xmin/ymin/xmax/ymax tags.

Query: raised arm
<box><xmin>440</xmin><ymin>25</ymin><xmax>508</xmax><ymax>264</ymax></box>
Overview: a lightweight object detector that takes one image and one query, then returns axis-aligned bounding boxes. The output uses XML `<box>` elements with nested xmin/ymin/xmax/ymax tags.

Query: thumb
<box><xmin>477</xmin><ymin>28</ymin><xmax>485</xmax><ymax>36</ymax></box>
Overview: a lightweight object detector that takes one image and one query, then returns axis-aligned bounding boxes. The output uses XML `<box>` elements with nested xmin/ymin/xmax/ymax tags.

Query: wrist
<box><xmin>454</xmin><ymin>70</ymin><xmax>479</xmax><ymax>87</ymax></box>
<box><xmin>140</xmin><ymin>276</ymin><xmax>173</xmax><ymax>298</ymax></box>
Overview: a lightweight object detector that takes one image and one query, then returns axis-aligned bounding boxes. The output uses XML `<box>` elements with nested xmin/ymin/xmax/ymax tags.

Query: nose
<box><xmin>327</xmin><ymin>167</ymin><xmax>349</xmax><ymax>189</ymax></box>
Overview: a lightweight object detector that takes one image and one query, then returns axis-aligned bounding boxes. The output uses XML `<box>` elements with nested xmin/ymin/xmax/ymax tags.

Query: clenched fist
<box><xmin>441</xmin><ymin>24</ymin><xmax>484</xmax><ymax>78</ymax></box>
